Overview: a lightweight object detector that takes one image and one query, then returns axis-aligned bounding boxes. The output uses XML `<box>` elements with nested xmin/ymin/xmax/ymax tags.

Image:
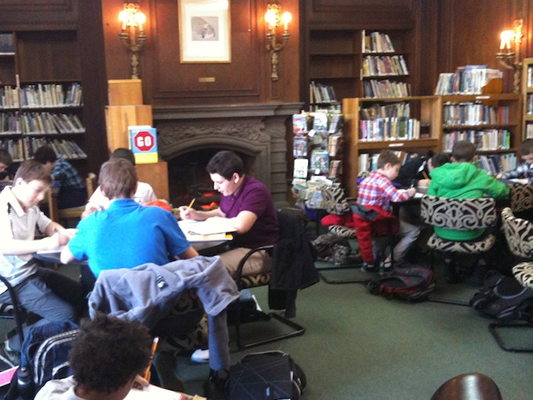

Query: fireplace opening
<box><xmin>167</xmin><ymin>149</ymin><xmax>253</xmax><ymax>209</ymax></box>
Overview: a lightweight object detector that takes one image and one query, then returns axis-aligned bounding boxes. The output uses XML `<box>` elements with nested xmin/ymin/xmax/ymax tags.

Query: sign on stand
<box><xmin>129</xmin><ymin>125</ymin><xmax>158</xmax><ymax>164</ymax></box>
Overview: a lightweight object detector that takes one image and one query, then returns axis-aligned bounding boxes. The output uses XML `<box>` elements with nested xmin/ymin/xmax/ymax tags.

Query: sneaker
<box><xmin>191</xmin><ymin>348</ymin><xmax>209</xmax><ymax>363</ymax></box>
<box><xmin>379</xmin><ymin>260</ymin><xmax>393</xmax><ymax>276</ymax></box>
<box><xmin>361</xmin><ymin>262</ymin><xmax>378</xmax><ymax>273</ymax></box>
<box><xmin>0</xmin><ymin>343</ymin><xmax>19</xmax><ymax>368</ymax></box>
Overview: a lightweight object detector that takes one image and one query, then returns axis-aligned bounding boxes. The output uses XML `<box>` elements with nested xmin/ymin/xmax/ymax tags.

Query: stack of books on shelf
<box><xmin>21</xmin><ymin>112</ymin><xmax>84</xmax><ymax>134</ymax></box>
<box><xmin>442</xmin><ymin>103</ymin><xmax>509</xmax><ymax>126</ymax></box>
<box><xmin>0</xmin><ymin>86</ymin><xmax>20</xmax><ymax>109</ymax></box>
<box><xmin>443</xmin><ymin>130</ymin><xmax>511</xmax><ymax>152</ymax></box>
<box><xmin>363</xmin><ymin>80</ymin><xmax>411</xmax><ymax>98</ymax></box>
<box><xmin>0</xmin><ymin>139</ymin><xmax>23</xmax><ymax>161</ymax></box>
<box><xmin>362</xmin><ymin>55</ymin><xmax>409</xmax><ymax>76</ymax></box>
<box><xmin>363</xmin><ymin>31</ymin><xmax>396</xmax><ymax>53</ymax></box>
<box><xmin>20</xmin><ymin>83</ymin><xmax>83</xmax><ymax>108</ymax></box>
<box><xmin>477</xmin><ymin>154</ymin><xmax>516</xmax><ymax>176</ymax></box>
<box><xmin>435</xmin><ymin>65</ymin><xmax>503</xmax><ymax>95</ymax></box>
<box><xmin>0</xmin><ymin>112</ymin><xmax>20</xmax><ymax>134</ymax></box>
<box><xmin>24</xmin><ymin>137</ymin><xmax>87</xmax><ymax>160</ymax></box>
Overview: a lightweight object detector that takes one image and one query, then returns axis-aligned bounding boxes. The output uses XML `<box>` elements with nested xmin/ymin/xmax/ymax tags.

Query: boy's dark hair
<box><xmin>451</xmin><ymin>140</ymin><xmax>476</xmax><ymax>162</ymax></box>
<box><xmin>70</xmin><ymin>315</ymin><xmax>152</xmax><ymax>394</ymax></box>
<box><xmin>377</xmin><ymin>150</ymin><xmax>401</xmax><ymax>169</ymax></box>
<box><xmin>111</xmin><ymin>148</ymin><xmax>136</xmax><ymax>166</ymax></box>
<box><xmin>431</xmin><ymin>153</ymin><xmax>451</xmax><ymax>168</ymax></box>
<box><xmin>14</xmin><ymin>160</ymin><xmax>53</xmax><ymax>185</ymax></box>
<box><xmin>206</xmin><ymin>150</ymin><xmax>244</xmax><ymax>180</ymax></box>
<box><xmin>33</xmin><ymin>146</ymin><xmax>58</xmax><ymax>164</ymax></box>
<box><xmin>520</xmin><ymin>139</ymin><xmax>533</xmax><ymax>156</ymax></box>
<box><xmin>99</xmin><ymin>159</ymin><xmax>137</xmax><ymax>199</ymax></box>
<box><xmin>0</xmin><ymin>149</ymin><xmax>13</xmax><ymax>167</ymax></box>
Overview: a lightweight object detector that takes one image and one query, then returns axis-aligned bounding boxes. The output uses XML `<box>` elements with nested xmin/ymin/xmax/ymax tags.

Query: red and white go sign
<box><xmin>133</xmin><ymin>130</ymin><xmax>155</xmax><ymax>152</ymax></box>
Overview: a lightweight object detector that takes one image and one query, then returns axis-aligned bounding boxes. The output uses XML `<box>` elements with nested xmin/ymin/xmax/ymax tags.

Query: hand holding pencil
<box><xmin>143</xmin><ymin>337</ymin><xmax>159</xmax><ymax>381</ymax></box>
<box><xmin>178</xmin><ymin>198</ymin><xmax>197</xmax><ymax>220</ymax></box>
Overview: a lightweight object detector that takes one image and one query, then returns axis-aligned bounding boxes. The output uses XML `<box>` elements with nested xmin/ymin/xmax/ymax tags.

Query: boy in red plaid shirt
<box><xmin>352</xmin><ymin>150</ymin><xmax>418</xmax><ymax>274</ymax></box>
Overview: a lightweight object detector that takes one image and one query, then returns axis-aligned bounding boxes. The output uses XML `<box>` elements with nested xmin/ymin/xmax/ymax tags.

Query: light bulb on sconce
<box><xmin>118</xmin><ymin>2</ymin><xmax>147</xmax><ymax>79</ymax></box>
<box><xmin>265</xmin><ymin>4</ymin><xmax>291</xmax><ymax>81</ymax></box>
<box><xmin>496</xmin><ymin>19</ymin><xmax>523</xmax><ymax>93</ymax></box>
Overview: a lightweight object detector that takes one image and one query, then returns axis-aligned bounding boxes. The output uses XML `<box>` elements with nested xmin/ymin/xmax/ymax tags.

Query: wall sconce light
<box><xmin>496</xmin><ymin>18</ymin><xmax>523</xmax><ymax>93</ymax></box>
<box><xmin>265</xmin><ymin>4</ymin><xmax>292</xmax><ymax>81</ymax></box>
<box><xmin>118</xmin><ymin>2</ymin><xmax>147</xmax><ymax>79</ymax></box>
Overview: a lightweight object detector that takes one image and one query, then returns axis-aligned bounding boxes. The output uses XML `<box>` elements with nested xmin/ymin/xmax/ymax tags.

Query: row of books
<box><xmin>360</xmin><ymin>117</ymin><xmax>420</xmax><ymax>141</ymax></box>
<box><xmin>360</xmin><ymin>102</ymin><xmax>410</xmax><ymax>120</ymax></box>
<box><xmin>442</xmin><ymin>103</ymin><xmax>509</xmax><ymax>126</ymax></box>
<box><xmin>1</xmin><ymin>137</ymin><xmax>87</xmax><ymax>161</ymax></box>
<box><xmin>0</xmin><ymin>112</ymin><xmax>20</xmax><ymax>134</ymax></box>
<box><xmin>24</xmin><ymin>137</ymin><xmax>87</xmax><ymax>160</ymax></box>
<box><xmin>526</xmin><ymin>94</ymin><xmax>533</xmax><ymax>115</ymax></box>
<box><xmin>0</xmin><ymin>86</ymin><xmax>20</xmax><ymax>109</ymax></box>
<box><xmin>293</xmin><ymin>134</ymin><xmax>342</xmax><ymax>159</ymax></box>
<box><xmin>442</xmin><ymin>130</ymin><xmax>511</xmax><ymax>152</ymax></box>
<box><xmin>434</xmin><ymin>66</ymin><xmax>502</xmax><ymax>95</ymax></box>
<box><xmin>309</xmin><ymin>82</ymin><xmax>337</xmax><ymax>104</ymax></box>
<box><xmin>363</xmin><ymin>31</ymin><xmax>396</xmax><ymax>53</ymax></box>
<box><xmin>20</xmin><ymin>112</ymin><xmax>84</xmax><ymax>135</ymax></box>
<box><xmin>477</xmin><ymin>154</ymin><xmax>517</xmax><ymax>176</ymax></box>
<box><xmin>0</xmin><ymin>139</ymin><xmax>24</xmax><ymax>162</ymax></box>
<box><xmin>362</xmin><ymin>55</ymin><xmax>409</xmax><ymax>77</ymax></box>
<box><xmin>526</xmin><ymin>124</ymin><xmax>533</xmax><ymax>139</ymax></box>
<box><xmin>527</xmin><ymin>65</ymin><xmax>533</xmax><ymax>88</ymax></box>
<box><xmin>292</xmin><ymin>112</ymin><xmax>343</xmax><ymax>135</ymax></box>
<box><xmin>20</xmin><ymin>83</ymin><xmax>82</xmax><ymax>108</ymax></box>
<box><xmin>363</xmin><ymin>80</ymin><xmax>411</xmax><ymax>98</ymax></box>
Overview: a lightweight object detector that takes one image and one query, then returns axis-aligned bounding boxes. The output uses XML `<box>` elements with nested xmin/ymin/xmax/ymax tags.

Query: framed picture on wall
<box><xmin>178</xmin><ymin>0</ymin><xmax>231</xmax><ymax>63</ymax></box>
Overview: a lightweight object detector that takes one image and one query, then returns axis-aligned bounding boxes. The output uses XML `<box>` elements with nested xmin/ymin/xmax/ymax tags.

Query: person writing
<box><xmin>352</xmin><ymin>150</ymin><xmax>417</xmax><ymax>273</ymax></box>
<box><xmin>0</xmin><ymin>160</ymin><xmax>83</xmax><ymax>366</ymax></box>
<box><xmin>35</xmin><ymin>314</ymin><xmax>153</xmax><ymax>400</ymax></box>
<box><xmin>179</xmin><ymin>150</ymin><xmax>280</xmax><ymax>277</ymax></box>
<box><xmin>61</xmin><ymin>158</ymin><xmax>198</xmax><ymax>281</ymax></box>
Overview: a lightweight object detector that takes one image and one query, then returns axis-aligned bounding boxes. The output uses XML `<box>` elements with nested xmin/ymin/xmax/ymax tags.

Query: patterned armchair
<box><xmin>320</xmin><ymin>185</ymin><xmax>356</xmax><ymax>239</ymax></box>
<box><xmin>420</xmin><ymin>196</ymin><xmax>497</xmax><ymax>268</ymax></box>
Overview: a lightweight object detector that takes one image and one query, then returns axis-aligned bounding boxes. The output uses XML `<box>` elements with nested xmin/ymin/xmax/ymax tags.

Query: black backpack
<box><xmin>5</xmin><ymin>320</ymin><xmax>79</xmax><ymax>400</ymax></box>
<box><xmin>470</xmin><ymin>271</ymin><xmax>533</xmax><ymax>321</ymax></box>
<box><xmin>367</xmin><ymin>266</ymin><xmax>436</xmax><ymax>302</ymax></box>
<box><xmin>225</xmin><ymin>351</ymin><xmax>306</xmax><ymax>400</ymax></box>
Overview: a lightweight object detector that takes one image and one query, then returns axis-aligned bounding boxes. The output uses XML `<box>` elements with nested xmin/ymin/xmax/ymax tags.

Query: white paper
<box><xmin>125</xmin><ymin>385</ymin><xmax>191</xmax><ymax>400</ymax></box>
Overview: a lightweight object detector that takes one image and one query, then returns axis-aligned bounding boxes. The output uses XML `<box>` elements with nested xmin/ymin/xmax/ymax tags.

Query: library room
<box><xmin>0</xmin><ymin>1</ymin><xmax>531</xmax><ymax>400</ymax></box>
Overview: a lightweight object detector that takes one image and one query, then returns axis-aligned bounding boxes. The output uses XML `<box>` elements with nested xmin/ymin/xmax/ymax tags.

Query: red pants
<box><xmin>352</xmin><ymin>206</ymin><xmax>398</xmax><ymax>264</ymax></box>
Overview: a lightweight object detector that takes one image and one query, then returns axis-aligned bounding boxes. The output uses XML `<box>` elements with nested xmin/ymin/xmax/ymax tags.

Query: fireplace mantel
<box><xmin>153</xmin><ymin>102</ymin><xmax>302</xmax><ymax>206</ymax></box>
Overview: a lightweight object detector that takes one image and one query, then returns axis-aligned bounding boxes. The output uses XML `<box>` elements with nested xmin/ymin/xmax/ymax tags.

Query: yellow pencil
<box><xmin>188</xmin><ymin>198</ymin><xmax>196</xmax><ymax>209</ymax></box>
<box><xmin>144</xmin><ymin>337</ymin><xmax>159</xmax><ymax>380</ymax></box>
<box><xmin>422</xmin><ymin>171</ymin><xmax>430</xmax><ymax>180</ymax></box>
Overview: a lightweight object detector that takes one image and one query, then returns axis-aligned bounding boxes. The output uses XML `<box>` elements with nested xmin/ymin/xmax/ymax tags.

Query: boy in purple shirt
<box><xmin>179</xmin><ymin>151</ymin><xmax>280</xmax><ymax>276</ymax></box>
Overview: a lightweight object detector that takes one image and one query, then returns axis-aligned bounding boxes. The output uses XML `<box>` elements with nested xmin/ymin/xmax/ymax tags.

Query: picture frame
<box><xmin>178</xmin><ymin>0</ymin><xmax>231</xmax><ymax>63</ymax></box>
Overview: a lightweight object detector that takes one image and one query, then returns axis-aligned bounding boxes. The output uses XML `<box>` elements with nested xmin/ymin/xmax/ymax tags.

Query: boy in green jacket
<box><xmin>428</xmin><ymin>140</ymin><xmax>509</xmax><ymax>282</ymax></box>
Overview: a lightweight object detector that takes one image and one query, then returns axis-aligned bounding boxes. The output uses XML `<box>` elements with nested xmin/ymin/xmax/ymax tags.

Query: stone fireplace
<box><xmin>153</xmin><ymin>103</ymin><xmax>302</xmax><ymax>208</ymax></box>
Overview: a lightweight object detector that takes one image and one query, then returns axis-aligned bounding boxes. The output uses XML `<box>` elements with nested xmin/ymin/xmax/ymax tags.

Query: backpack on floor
<box><xmin>5</xmin><ymin>320</ymin><xmax>79</xmax><ymax>400</ymax></box>
<box><xmin>225</xmin><ymin>350</ymin><xmax>306</xmax><ymax>400</ymax></box>
<box><xmin>367</xmin><ymin>266</ymin><xmax>435</xmax><ymax>302</ymax></box>
<box><xmin>469</xmin><ymin>271</ymin><xmax>533</xmax><ymax>322</ymax></box>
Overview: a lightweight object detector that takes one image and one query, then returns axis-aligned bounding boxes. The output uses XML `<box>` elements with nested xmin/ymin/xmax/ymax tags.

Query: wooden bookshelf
<box><xmin>305</xmin><ymin>28</ymin><xmax>415</xmax><ymax>108</ymax></box>
<box><xmin>0</xmin><ymin>31</ymin><xmax>88</xmax><ymax>168</ymax></box>
<box><xmin>342</xmin><ymin>96</ymin><xmax>440</xmax><ymax>198</ymax></box>
<box><xmin>522</xmin><ymin>58</ymin><xmax>533</xmax><ymax>140</ymax></box>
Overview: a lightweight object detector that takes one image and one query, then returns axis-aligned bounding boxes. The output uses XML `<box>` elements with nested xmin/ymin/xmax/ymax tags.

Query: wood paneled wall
<box><xmin>101</xmin><ymin>0</ymin><xmax>300</xmax><ymax>106</ymax></box>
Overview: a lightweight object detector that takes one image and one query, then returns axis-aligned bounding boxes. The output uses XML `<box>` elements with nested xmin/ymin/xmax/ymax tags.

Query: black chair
<box><xmin>0</xmin><ymin>275</ymin><xmax>26</xmax><ymax>345</ymax></box>
<box><xmin>488</xmin><ymin>207</ymin><xmax>533</xmax><ymax>353</ymax></box>
<box><xmin>232</xmin><ymin>210</ymin><xmax>319</xmax><ymax>349</ymax></box>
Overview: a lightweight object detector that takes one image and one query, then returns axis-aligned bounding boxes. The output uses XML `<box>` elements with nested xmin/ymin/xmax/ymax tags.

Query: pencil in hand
<box><xmin>188</xmin><ymin>198</ymin><xmax>196</xmax><ymax>209</ymax></box>
<box><xmin>143</xmin><ymin>337</ymin><xmax>159</xmax><ymax>381</ymax></box>
<box><xmin>422</xmin><ymin>171</ymin><xmax>430</xmax><ymax>180</ymax></box>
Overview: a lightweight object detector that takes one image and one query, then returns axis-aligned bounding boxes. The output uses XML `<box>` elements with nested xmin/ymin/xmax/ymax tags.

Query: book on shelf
<box><xmin>312</xmin><ymin>112</ymin><xmax>329</xmax><ymax>132</ymax></box>
<box><xmin>328</xmin><ymin>159</ymin><xmax>341</xmax><ymax>180</ymax></box>
<box><xmin>293</xmin><ymin>113</ymin><xmax>309</xmax><ymax>134</ymax></box>
<box><xmin>293</xmin><ymin>158</ymin><xmax>309</xmax><ymax>179</ymax></box>
<box><xmin>328</xmin><ymin>114</ymin><xmax>343</xmax><ymax>134</ymax></box>
<box><xmin>309</xmin><ymin>81</ymin><xmax>337</xmax><ymax>104</ymax></box>
<box><xmin>364</xmin><ymin>31</ymin><xmax>395</xmax><ymax>53</ymax></box>
<box><xmin>310</xmin><ymin>149</ymin><xmax>329</xmax><ymax>175</ymax></box>
<box><xmin>293</xmin><ymin>136</ymin><xmax>307</xmax><ymax>158</ymax></box>
<box><xmin>435</xmin><ymin>66</ymin><xmax>503</xmax><ymax>95</ymax></box>
<box><xmin>328</xmin><ymin>134</ymin><xmax>342</xmax><ymax>157</ymax></box>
